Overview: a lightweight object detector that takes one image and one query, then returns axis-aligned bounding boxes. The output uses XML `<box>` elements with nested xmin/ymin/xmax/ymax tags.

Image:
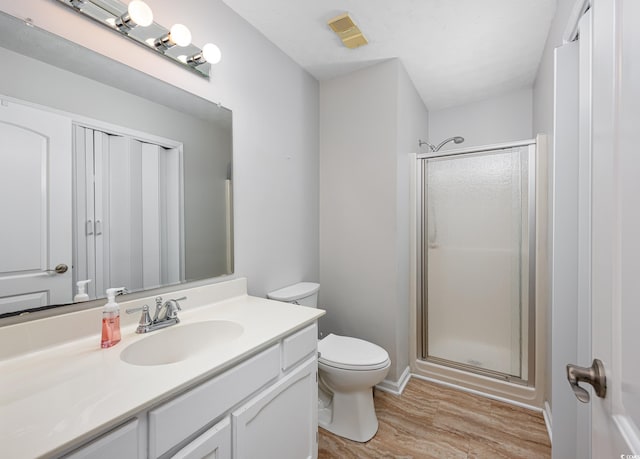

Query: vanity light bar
<box><xmin>57</xmin><ymin>0</ymin><xmax>222</xmax><ymax>78</ymax></box>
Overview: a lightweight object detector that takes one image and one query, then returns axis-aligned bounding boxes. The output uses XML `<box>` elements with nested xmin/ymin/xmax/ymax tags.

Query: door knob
<box><xmin>45</xmin><ymin>264</ymin><xmax>68</xmax><ymax>274</ymax></box>
<box><xmin>566</xmin><ymin>359</ymin><xmax>607</xmax><ymax>403</ymax></box>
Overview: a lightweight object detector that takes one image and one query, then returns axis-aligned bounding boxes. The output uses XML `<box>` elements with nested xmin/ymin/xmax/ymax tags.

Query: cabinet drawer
<box><xmin>172</xmin><ymin>417</ymin><xmax>230</xmax><ymax>459</ymax></box>
<box><xmin>65</xmin><ymin>419</ymin><xmax>140</xmax><ymax>459</ymax></box>
<box><xmin>281</xmin><ymin>323</ymin><xmax>317</xmax><ymax>371</ymax></box>
<box><xmin>149</xmin><ymin>345</ymin><xmax>279</xmax><ymax>458</ymax></box>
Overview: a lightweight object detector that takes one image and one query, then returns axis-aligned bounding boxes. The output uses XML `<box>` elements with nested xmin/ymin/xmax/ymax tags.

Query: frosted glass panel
<box><xmin>424</xmin><ymin>148</ymin><xmax>529</xmax><ymax>378</ymax></box>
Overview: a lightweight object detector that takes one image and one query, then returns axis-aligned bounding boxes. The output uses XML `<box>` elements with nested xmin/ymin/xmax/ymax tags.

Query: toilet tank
<box><xmin>267</xmin><ymin>282</ymin><xmax>319</xmax><ymax>307</ymax></box>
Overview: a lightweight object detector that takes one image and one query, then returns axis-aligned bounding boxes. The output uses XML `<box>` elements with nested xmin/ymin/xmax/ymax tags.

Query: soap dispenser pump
<box><xmin>101</xmin><ymin>287</ymin><xmax>126</xmax><ymax>348</ymax></box>
<box><xmin>74</xmin><ymin>279</ymin><xmax>91</xmax><ymax>302</ymax></box>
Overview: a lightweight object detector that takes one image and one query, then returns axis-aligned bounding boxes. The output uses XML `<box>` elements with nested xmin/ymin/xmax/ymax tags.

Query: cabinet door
<box><xmin>232</xmin><ymin>357</ymin><xmax>317</xmax><ymax>459</ymax></box>
<box><xmin>172</xmin><ymin>418</ymin><xmax>230</xmax><ymax>459</ymax></box>
<box><xmin>65</xmin><ymin>419</ymin><xmax>140</xmax><ymax>459</ymax></box>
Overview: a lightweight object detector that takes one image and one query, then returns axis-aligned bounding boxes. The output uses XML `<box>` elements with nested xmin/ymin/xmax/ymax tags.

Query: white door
<box><xmin>589</xmin><ymin>0</ymin><xmax>640</xmax><ymax>454</ymax></box>
<box><xmin>0</xmin><ymin>99</ymin><xmax>72</xmax><ymax>314</ymax></box>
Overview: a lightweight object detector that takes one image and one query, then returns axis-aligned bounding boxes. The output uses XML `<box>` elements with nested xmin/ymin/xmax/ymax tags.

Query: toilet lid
<box><xmin>318</xmin><ymin>334</ymin><xmax>390</xmax><ymax>371</ymax></box>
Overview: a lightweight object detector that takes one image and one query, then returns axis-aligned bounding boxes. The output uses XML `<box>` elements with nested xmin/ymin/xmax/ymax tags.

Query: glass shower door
<box><xmin>420</xmin><ymin>146</ymin><xmax>534</xmax><ymax>381</ymax></box>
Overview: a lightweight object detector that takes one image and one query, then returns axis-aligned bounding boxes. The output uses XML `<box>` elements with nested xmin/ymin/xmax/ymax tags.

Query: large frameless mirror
<box><xmin>0</xmin><ymin>11</ymin><xmax>233</xmax><ymax>318</ymax></box>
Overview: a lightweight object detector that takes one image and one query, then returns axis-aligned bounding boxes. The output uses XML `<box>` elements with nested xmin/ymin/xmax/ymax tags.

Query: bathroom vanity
<box><xmin>0</xmin><ymin>278</ymin><xmax>324</xmax><ymax>458</ymax></box>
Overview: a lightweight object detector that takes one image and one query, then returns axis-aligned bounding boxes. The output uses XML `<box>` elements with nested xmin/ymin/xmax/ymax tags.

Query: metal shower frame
<box><xmin>415</xmin><ymin>139</ymin><xmax>537</xmax><ymax>386</ymax></box>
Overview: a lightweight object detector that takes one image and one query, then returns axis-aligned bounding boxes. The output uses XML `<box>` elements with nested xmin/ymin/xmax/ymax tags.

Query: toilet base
<box><xmin>318</xmin><ymin>386</ymin><xmax>379</xmax><ymax>442</ymax></box>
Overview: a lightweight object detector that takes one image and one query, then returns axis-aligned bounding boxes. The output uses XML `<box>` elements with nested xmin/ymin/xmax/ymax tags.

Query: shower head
<box><xmin>418</xmin><ymin>136</ymin><xmax>465</xmax><ymax>152</ymax></box>
<box><xmin>433</xmin><ymin>136</ymin><xmax>465</xmax><ymax>152</ymax></box>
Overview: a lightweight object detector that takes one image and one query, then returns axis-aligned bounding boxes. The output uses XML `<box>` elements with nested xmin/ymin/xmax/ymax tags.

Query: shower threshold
<box><xmin>419</xmin><ymin>355</ymin><xmax>529</xmax><ymax>386</ymax></box>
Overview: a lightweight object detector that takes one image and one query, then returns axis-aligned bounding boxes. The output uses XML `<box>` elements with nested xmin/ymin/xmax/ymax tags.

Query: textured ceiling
<box><xmin>222</xmin><ymin>0</ymin><xmax>556</xmax><ymax>110</ymax></box>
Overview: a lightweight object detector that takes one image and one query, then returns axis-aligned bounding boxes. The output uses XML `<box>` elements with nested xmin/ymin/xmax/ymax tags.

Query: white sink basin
<box><xmin>120</xmin><ymin>320</ymin><xmax>244</xmax><ymax>366</ymax></box>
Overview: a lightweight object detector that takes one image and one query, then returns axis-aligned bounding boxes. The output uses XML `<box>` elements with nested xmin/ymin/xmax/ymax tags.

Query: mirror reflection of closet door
<box><xmin>74</xmin><ymin>126</ymin><xmax>183</xmax><ymax>300</ymax></box>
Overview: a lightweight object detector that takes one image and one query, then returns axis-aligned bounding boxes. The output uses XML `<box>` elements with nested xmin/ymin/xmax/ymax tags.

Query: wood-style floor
<box><xmin>318</xmin><ymin>378</ymin><xmax>551</xmax><ymax>459</ymax></box>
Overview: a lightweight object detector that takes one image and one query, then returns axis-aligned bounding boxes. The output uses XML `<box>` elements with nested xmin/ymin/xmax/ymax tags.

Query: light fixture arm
<box><xmin>187</xmin><ymin>52</ymin><xmax>207</xmax><ymax>66</ymax></box>
<box><xmin>114</xmin><ymin>12</ymin><xmax>136</xmax><ymax>32</ymax></box>
<box><xmin>153</xmin><ymin>33</ymin><xmax>174</xmax><ymax>51</ymax></box>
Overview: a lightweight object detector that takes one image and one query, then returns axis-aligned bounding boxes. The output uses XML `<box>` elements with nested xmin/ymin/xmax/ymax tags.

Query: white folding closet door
<box><xmin>73</xmin><ymin>126</ymin><xmax>94</xmax><ymax>299</ymax></box>
<box><xmin>74</xmin><ymin>127</ymin><xmax>182</xmax><ymax>297</ymax></box>
<box><xmin>160</xmin><ymin>147</ymin><xmax>181</xmax><ymax>286</ymax></box>
<box><xmin>141</xmin><ymin>142</ymin><xmax>162</xmax><ymax>290</ymax></box>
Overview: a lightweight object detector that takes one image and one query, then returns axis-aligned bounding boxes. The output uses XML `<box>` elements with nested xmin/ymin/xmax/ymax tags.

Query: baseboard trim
<box><xmin>543</xmin><ymin>400</ymin><xmax>552</xmax><ymax>444</ymax></box>
<box><xmin>376</xmin><ymin>366</ymin><xmax>411</xmax><ymax>395</ymax></box>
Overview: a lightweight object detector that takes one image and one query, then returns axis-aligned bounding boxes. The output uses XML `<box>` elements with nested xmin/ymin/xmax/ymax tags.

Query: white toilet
<box><xmin>267</xmin><ymin>282</ymin><xmax>391</xmax><ymax>443</ymax></box>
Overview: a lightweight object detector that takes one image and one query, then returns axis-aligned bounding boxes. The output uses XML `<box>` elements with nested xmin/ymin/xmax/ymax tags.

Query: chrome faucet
<box><xmin>126</xmin><ymin>296</ymin><xmax>186</xmax><ymax>334</ymax></box>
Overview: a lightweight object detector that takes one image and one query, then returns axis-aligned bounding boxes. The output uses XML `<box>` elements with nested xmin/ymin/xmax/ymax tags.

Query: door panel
<box><xmin>591</xmin><ymin>0</ymin><xmax>640</xmax><ymax>454</ymax></box>
<box><xmin>0</xmin><ymin>99</ymin><xmax>72</xmax><ymax>313</ymax></box>
<box><xmin>422</xmin><ymin>147</ymin><xmax>533</xmax><ymax>380</ymax></box>
<box><xmin>615</xmin><ymin>0</ymin><xmax>640</xmax><ymax>446</ymax></box>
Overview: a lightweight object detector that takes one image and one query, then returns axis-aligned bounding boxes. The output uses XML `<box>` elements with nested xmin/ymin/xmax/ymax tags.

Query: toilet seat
<box><xmin>318</xmin><ymin>334</ymin><xmax>390</xmax><ymax>371</ymax></box>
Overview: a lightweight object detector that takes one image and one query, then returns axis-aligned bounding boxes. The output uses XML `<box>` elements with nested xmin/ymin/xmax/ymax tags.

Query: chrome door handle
<box><xmin>566</xmin><ymin>359</ymin><xmax>607</xmax><ymax>403</ymax></box>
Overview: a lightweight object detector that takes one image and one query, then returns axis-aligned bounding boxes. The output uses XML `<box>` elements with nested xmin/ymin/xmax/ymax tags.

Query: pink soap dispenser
<box><xmin>101</xmin><ymin>287</ymin><xmax>126</xmax><ymax>348</ymax></box>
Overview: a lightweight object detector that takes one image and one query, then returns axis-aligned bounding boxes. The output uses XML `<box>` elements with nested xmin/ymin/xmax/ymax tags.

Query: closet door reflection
<box><xmin>73</xmin><ymin>126</ymin><xmax>183</xmax><ymax>300</ymax></box>
<box><xmin>422</xmin><ymin>146</ymin><xmax>533</xmax><ymax>381</ymax></box>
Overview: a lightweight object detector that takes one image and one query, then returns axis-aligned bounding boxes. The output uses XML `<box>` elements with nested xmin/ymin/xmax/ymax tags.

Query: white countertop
<box><xmin>0</xmin><ymin>279</ymin><xmax>324</xmax><ymax>458</ymax></box>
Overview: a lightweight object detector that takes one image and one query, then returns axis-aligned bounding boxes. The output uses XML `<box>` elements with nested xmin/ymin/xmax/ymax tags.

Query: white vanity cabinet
<box><xmin>63</xmin><ymin>323</ymin><xmax>319</xmax><ymax>459</ymax></box>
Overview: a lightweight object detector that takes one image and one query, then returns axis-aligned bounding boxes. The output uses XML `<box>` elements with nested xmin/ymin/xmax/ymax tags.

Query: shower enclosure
<box><xmin>417</xmin><ymin>141</ymin><xmax>535</xmax><ymax>384</ymax></box>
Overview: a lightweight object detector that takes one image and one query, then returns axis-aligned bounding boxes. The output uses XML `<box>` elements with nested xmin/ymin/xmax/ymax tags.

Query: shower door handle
<box><xmin>566</xmin><ymin>359</ymin><xmax>607</xmax><ymax>403</ymax></box>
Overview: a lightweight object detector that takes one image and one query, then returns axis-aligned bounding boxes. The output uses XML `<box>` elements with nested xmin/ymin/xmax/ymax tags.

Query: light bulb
<box><xmin>170</xmin><ymin>24</ymin><xmax>192</xmax><ymax>47</ymax></box>
<box><xmin>202</xmin><ymin>43</ymin><xmax>222</xmax><ymax>64</ymax></box>
<box><xmin>128</xmin><ymin>1</ymin><xmax>153</xmax><ymax>27</ymax></box>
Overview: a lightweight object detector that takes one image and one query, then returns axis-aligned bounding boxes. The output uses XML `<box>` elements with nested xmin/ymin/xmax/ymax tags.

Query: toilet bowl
<box><xmin>317</xmin><ymin>333</ymin><xmax>390</xmax><ymax>442</ymax></box>
<box><xmin>267</xmin><ymin>282</ymin><xmax>391</xmax><ymax>443</ymax></box>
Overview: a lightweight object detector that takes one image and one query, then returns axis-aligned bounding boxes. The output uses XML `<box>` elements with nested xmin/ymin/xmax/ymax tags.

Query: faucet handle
<box><xmin>125</xmin><ymin>305</ymin><xmax>146</xmax><ymax>315</ymax></box>
<box><xmin>125</xmin><ymin>304</ymin><xmax>152</xmax><ymax>332</ymax></box>
<box><xmin>165</xmin><ymin>297</ymin><xmax>186</xmax><ymax>319</ymax></box>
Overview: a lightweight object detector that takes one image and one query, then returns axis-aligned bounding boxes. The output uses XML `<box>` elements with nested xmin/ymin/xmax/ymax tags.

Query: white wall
<box><xmin>0</xmin><ymin>0</ymin><xmax>320</xmax><ymax>297</ymax></box>
<box><xmin>531</xmin><ymin>0</ymin><xmax>579</xmax><ymax>414</ymax></box>
<box><xmin>428</xmin><ymin>88</ymin><xmax>533</xmax><ymax>151</ymax></box>
<box><xmin>319</xmin><ymin>59</ymin><xmax>428</xmax><ymax>382</ymax></box>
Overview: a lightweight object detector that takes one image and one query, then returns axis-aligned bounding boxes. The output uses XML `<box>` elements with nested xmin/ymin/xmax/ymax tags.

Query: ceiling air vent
<box><xmin>327</xmin><ymin>13</ymin><xmax>368</xmax><ymax>49</ymax></box>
